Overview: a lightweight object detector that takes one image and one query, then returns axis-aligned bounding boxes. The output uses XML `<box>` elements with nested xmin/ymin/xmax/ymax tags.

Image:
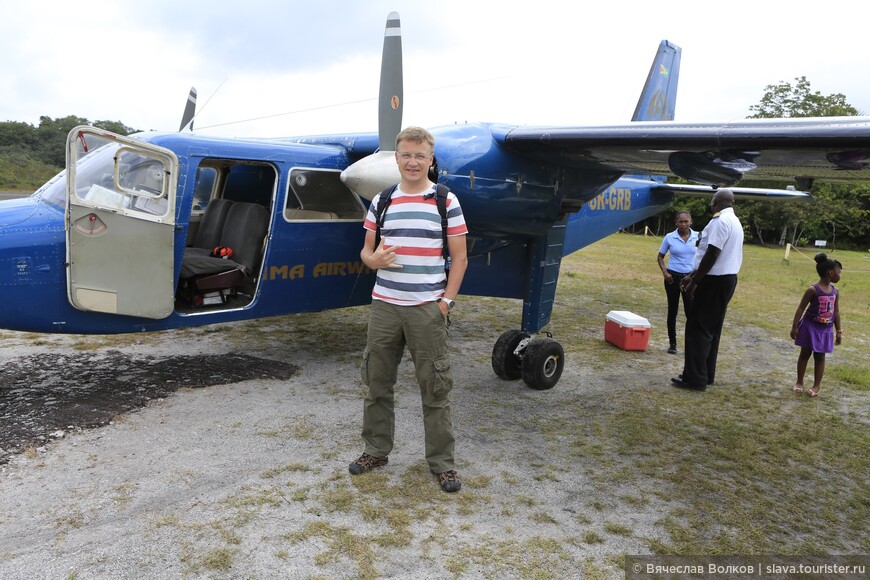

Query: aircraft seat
<box><xmin>215</xmin><ymin>202</ymin><xmax>269</xmax><ymax>275</ymax></box>
<box><xmin>190</xmin><ymin>198</ymin><xmax>234</xmax><ymax>250</ymax></box>
<box><xmin>179</xmin><ymin>202</ymin><xmax>269</xmax><ymax>304</ymax></box>
<box><xmin>284</xmin><ymin>208</ymin><xmax>338</xmax><ymax>220</ymax></box>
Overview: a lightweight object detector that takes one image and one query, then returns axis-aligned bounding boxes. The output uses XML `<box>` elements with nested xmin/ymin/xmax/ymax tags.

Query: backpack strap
<box><xmin>435</xmin><ymin>183</ymin><xmax>449</xmax><ymax>261</ymax></box>
<box><xmin>373</xmin><ymin>184</ymin><xmax>399</xmax><ymax>251</ymax></box>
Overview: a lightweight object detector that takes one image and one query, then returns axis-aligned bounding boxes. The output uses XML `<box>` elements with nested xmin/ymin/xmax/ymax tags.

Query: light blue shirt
<box><xmin>659</xmin><ymin>228</ymin><xmax>698</xmax><ymax>274</ymax></box>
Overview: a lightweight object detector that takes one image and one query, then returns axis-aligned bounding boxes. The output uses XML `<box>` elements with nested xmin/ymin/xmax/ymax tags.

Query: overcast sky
<box><xmin>2</xmin><ymin>0</ymin><xmax>867</xmax><ymax>139</ymax></box>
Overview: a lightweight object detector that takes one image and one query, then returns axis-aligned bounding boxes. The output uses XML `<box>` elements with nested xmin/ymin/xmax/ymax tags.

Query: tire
<box><xmin>521</xmin><ymin>337</ymin><xmax>564</xmax><ymax>390</ymax></box>
<box><xmin>491</xmin><ymin>329</ymin><xmax>528</xmax><ymax>380</ymax></box>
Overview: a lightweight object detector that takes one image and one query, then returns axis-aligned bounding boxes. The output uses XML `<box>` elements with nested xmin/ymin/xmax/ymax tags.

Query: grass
<box><xmin>558</xmin><ymin>233</ymin><xmax>870</xmax><ymax>360</ymax></box>
<box><xmin>548</xmin><ymin>233</ymin><xmax>870</xmax><ymax>555</ymax></box>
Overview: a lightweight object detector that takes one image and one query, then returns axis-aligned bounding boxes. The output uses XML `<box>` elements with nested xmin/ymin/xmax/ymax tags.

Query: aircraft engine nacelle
<box><xmin>340</xmin><ymin>150</ymin><xmax>401</xmax><ymax>201</ymax></box>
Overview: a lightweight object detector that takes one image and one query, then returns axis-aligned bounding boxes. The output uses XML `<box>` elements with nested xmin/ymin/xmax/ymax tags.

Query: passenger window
<box><xmin>285</xmin><ymin>168</ymin><xmax>365</xmax><ymax>220</ymax></box>
<box><xmin>192</xmin><ymin>167</ymin><xmax>217</xmax><ymax>213</ymax></box>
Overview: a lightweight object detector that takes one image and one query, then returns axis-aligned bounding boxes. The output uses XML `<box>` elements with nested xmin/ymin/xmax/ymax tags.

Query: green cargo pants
<box><xmin>359</xmin><ymin>299</ymin><xmax>455</xmax><ymax>473</ymax></box>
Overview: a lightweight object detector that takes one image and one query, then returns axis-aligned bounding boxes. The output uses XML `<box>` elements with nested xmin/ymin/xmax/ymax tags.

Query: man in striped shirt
<box><xmin>349</xmin><ymin>127</ymin><xmax>469</xmax><ymax>493</ymax></box>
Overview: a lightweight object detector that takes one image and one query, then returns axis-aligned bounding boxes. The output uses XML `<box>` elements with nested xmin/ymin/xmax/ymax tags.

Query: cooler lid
<box><xmin>606</xmin><ymin>310</ymin><xmax>651</xmax><ymax>328</ymax></box>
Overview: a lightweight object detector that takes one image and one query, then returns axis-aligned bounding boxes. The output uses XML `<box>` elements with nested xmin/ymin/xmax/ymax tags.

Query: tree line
<box><xmin>2</xmin><ymin>79</ymin><xmax>869</xmax><ymax>248</ymax></box>
<box><xmin>639</xmin><ymin>182</ymin><xmax>870</xmax><ymax>251</ymax></box>
<box><xmin>0</xmin><ymin>116</ymin><xmax>135</xmax><ymax>191</ymax></box>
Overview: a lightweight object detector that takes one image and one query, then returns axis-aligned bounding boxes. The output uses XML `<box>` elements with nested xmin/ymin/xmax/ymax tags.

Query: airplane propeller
<box><xmin>179</xmin><ymin>87</ymin><xmax>197</xmax><ymax>132</ymax></box>
<box><xmin>378</xmin><ymin>12</ymin><xmax>403</xmax><ymax>151</ymax></box>
<box><xmin>340</xmin><ymin>12</ymin><xmax>403</xmax><ymax>201</ymax></box>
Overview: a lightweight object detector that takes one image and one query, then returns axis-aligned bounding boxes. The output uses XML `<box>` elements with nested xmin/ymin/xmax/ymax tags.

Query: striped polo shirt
<box><xmin>363</xmin><ymin>184</ymin><xmax>468</xmax><ymax>306</ymax></box>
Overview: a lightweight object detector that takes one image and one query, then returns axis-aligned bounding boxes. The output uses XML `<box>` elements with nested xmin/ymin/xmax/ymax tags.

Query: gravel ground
<box><xmin>0</xmin><ymin>304</ymin><xmax>765</xmax><ymax>579</ymax></box>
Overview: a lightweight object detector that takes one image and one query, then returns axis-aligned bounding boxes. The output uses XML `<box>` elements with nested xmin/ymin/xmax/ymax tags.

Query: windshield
<box><xmin>36</xmin><ymin>135</ymin><xmax>117</xmax><ymax>210</ymax></box>
<box><xmin>33</xmin><ymin>170</ymin><xmax>67</xmax><ymax>210</ymax></box>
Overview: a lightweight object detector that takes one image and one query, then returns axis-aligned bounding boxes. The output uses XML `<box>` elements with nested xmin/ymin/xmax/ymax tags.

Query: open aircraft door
<box><xmin>65</xmin><ymin>127</ymin><xmax>178</xmax><ymax>319</ymax></box>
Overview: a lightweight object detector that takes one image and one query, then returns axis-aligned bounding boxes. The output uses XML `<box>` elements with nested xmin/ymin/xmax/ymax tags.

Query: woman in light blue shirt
<box><xmin>656</xmin><ymin>211</ymin><xmax>698</xmax><ymax>353</ymax></box>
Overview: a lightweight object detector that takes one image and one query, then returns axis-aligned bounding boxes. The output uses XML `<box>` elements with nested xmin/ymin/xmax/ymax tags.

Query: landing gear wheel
<box><xmin>521</xmin><ymin>337</ymin><xmax>564</xmax><ymax>390</ymax></box>
<box><xmin>491</xmin><ymin>329</ymin><xmax>528</xmax><ymax>380</ymax></box>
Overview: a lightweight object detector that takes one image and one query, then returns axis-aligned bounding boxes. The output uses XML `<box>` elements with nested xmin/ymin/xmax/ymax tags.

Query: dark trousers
<box><xmin>664</xmin><ymin>270</ymin><xmax>693</xmax><ymax>346</ymax></box>
<box><xmin>682</xmin><ymin>274</ymin><xmax>738</xmax><ymax>387</ymax></box>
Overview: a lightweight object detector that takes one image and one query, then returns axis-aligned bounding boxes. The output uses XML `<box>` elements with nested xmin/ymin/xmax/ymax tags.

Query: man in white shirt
<box><xmin>671</xmin><ymin>188</ymin><xmax>743</xmax><ymax>391</ymax></box>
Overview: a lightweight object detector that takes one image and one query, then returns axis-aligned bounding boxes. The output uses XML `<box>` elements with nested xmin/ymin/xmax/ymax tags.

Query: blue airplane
<box><xmin>3</xmin><ymin>12</ymin><xmax>870</xmax><ymax>390</ymax></box>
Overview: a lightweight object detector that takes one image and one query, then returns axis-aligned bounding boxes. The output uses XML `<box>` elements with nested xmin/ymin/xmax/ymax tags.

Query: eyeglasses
<box><xmin>397</xmin><ymin>152</ymin><xmax>431</xmax><ymax>161</ymax></box>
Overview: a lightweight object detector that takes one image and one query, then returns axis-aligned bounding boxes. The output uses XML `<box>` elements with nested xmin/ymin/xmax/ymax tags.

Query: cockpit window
<box><xmin>117</xmin><ymin>149</ymin><xmax>167</xmax><ymax>195</ymax></box>
<box><xmin>33</xmin><ymin>171</ymin><xmax>66</xmax><ymax>210</ymax></box>
<box><xmin>36</xmin><ymin>132</ymin><xmax>115</xmax><ymax>209</ymax></box>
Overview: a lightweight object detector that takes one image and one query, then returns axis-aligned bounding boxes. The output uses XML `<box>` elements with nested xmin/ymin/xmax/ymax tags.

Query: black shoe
<box><xmin>433</xmin><ymin>470</ymin><xmax>461</xmax><ymax>492</ymax></box>
<box><xmin>671</xmin><ymin>376</ymin><xmax>706</xmax><ymax>391</ymax></box>
<box><xmin>676</xmin><ymin>373</ymin><xmax>713</xmax><ymax>386</ymax></box>
<box><xmin>348</xmin><ymin>453</ymin><xmax>388</xmax><ymax>475</ymax></box>
<box><xmin>667</xmin><ymin>344</ymin><xmax>677</xmax><ymax>354</ymax></box>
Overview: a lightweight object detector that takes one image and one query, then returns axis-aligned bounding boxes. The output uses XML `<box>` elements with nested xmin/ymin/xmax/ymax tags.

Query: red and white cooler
<box><xmin>605</xmin><ymin>310</ymin><xmax>651</xmax><ymax>351</ymax></box>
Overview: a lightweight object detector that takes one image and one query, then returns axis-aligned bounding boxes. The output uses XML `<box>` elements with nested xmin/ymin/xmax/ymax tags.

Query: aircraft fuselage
<box><xmin>0</xmin><ymin>124</ymin><xmax>671</xmax><ymax>335</ymax></box>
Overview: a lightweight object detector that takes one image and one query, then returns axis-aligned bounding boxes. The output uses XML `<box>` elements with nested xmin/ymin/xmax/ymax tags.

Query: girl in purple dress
<box><xmin>790</xmin><ymin>253</ymin><xmax>843</xmax><ymax>397</ymax></box>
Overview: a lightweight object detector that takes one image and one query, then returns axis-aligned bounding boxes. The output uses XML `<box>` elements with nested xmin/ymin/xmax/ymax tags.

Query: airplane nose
<box><xmin>0</xmin><ymin>196</ymin><xmax>42</xmax><ymax>228</ymax></box>
<box><xmin>0</xmin><ymin>197</ymin><xmax>66</xmax><ymax>332</ymax></box>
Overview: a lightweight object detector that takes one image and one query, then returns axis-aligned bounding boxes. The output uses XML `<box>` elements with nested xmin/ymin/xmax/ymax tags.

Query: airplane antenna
<box><xmin>180</xmin><ymin>78</ymin><xmax>227</xmax><ymax>132</ymax></box>
<box><xmin>195</xmin><ymin>78</ymin><xmax>227</xmax><ymax>118</ymax></box>
<box><xmin>193</xmin><ymin>75</ymin><xmax>521</xmax><ymax>132</ymax></box>
<box><xmin>195</xmin><ymin>96</ymin><xmax>375</xmax><ymax>130</ymax></box>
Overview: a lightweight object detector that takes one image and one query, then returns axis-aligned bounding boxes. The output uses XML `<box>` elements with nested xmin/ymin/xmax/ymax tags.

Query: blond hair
<box><xmin>395</xmin><ymin>126</ymin><xmax>434</xmax><ymax>150</ymax></box>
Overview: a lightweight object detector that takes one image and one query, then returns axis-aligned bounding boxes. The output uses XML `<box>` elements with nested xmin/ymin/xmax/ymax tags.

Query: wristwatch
<box><xmin>438</xmin><ymin>298</ymin><xmax>455</xmax><ymax>309</ymax></box>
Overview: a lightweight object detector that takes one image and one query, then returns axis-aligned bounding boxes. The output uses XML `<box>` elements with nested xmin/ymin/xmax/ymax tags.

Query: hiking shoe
<box><xmin>434</xmin><ymin>470</ymin><xmax>461</xmax><ymax>493</ymax></box>
<box><xmin>348</xmin><ymin>453</ymin><xmax>388</xmax><ymax>475</ymax></box>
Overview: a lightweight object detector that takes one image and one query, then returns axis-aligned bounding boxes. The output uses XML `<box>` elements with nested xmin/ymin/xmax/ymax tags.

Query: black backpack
<box><xmin>374</xmin><ymin>183</ymin><xmax>450</xmax><ymax>262</ymax></box>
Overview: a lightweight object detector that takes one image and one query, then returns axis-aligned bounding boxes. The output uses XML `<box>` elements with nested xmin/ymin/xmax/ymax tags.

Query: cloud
<box><xmin>1</xmin><ymin>0</ymin><xmax>868</xmax><ymax>137</ymax></box>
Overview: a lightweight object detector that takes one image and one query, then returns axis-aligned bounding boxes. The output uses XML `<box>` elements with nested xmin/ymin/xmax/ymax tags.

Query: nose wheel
<box><xmin>491</xmin><ymin>330</ymin><xmax>564</xmax><ymax>390</ymax></box>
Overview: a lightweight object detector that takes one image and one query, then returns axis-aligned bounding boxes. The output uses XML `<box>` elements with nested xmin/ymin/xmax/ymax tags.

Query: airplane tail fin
<box><xmin>632</xmin><ymin>40</ymin><xmax>681</xmax><ymax>121</ymax></box>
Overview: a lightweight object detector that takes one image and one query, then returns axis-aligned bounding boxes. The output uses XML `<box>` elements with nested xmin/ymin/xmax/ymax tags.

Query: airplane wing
<box><xmin>501</xmin><ymin>117</ymin><xmax>870</xmax><ymax>189</ymax></box>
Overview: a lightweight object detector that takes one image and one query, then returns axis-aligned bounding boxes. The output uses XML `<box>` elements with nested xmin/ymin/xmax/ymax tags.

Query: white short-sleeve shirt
<box><xmin>694</xmin><ymin>207</ymin><xmax>743</xmax><ymax>275</ymax></box>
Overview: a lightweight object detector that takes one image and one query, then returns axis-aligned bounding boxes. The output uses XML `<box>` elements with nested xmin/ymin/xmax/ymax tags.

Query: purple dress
<box><xmin>794</xmin><ymin>283</ymin><xmax>838</xmax><ymax>353</ymax></box>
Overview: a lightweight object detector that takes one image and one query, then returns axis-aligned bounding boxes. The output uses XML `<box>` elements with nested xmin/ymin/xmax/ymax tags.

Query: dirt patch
<box><xmin>0</xmin><ymin>351</ymin><xmax>298</xmax><ymax>462</ymax></box>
